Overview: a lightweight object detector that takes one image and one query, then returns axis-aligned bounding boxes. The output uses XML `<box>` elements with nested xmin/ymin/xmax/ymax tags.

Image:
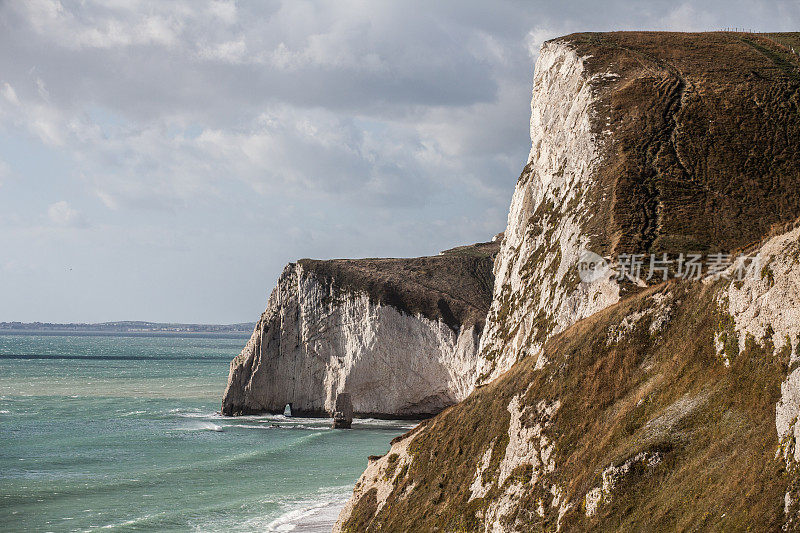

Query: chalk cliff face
<box><xmin>476</xmin><ymin>40</ymin><xmax>619</xmax><ymax>384</ymax></box>
<box><xmin>221</xmin><ymin>241</ymin><xmax>497</xmax><ymax>418</ymax></box>
<box><xmin>336</xmin><ymin>221</ymin><xmax>800</xmax><ymax>533</ymax></box>
<box><xmin>477</xmin><ymin>31</ymin><xmax>800</xmax><ymax>384</ymax></box>
<box><xmin>336</xmin><ymin>31</ymin><xmax>800</xmax><ymax>531</ymax></box>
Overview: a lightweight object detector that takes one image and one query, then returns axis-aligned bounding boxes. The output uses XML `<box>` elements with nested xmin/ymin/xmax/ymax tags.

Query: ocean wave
<box><xmin>180</xmin><ymin>421</ymin><xmax>224</xmax><ymax>432</ymax></box>
<box><xmin>228</xmin><ymin>423</ymin><xmax>332</xmax><ymax>431</ymax></box>
<box><xmin>265</xmin><ymin>488</ymin><xmax>351</xmax><ymax>532</ymax></box>
<box><xmin>100</xmin><ymin>513</ymin><xmax>158</xmax><ymax>530</ymax></box>
<box><xmin>266</xmin><ymin>501</ymin><xmax>330</xmax><ymax>531</ymax></box>
<box><xmin>352</xmin><ymin>418</ymin><xmax>419</xmax><ymax>431</ymax></box>
<box><xmin>168</xmin><ymin>407</ymin><xmax>223</xmax><ymax>419</ymax></box>
<box><xmin>0</xmin><ymin>353</ymin><xmax>232</xmax><ymax>362</ymax></box>
<box><xmin>117</xmin><ymin>409</ymin><xmax>147</xmax><ymax>417</ymax></box>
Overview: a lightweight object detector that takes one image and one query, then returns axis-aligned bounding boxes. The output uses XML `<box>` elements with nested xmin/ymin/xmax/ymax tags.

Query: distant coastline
<box><xmin>0</xmin><ymin>321</ymin><xmax>255</xmax><ymax>337</ymax></box>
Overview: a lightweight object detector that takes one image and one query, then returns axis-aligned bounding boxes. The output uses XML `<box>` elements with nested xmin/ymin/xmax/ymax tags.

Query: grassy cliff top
<box><xmin>544</xmin><ymin>31</ymin><xmax>800</xmax><ymax>259</ymax></box>
<box><xmin>297</xmin><ymin>240</ymin><xmax>500</xmax><ymax>331</ymax></box>
<box><xmin>559</xmin><ymin>31</ymin><xmax>800</xmax><ymax>80</ymax></box>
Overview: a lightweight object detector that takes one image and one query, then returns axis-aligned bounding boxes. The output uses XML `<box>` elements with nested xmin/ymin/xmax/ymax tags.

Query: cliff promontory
<box><xmin>221</xmin><ymin>240</ymin><xmax>498</xmax><ymax>418</ymax></box>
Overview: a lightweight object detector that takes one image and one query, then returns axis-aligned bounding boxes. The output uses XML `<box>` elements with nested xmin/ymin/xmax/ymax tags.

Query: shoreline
<box><xmin>267</xmin><ymin>495</ymin><xmax>348</xmax><ymax>532</ymax></box>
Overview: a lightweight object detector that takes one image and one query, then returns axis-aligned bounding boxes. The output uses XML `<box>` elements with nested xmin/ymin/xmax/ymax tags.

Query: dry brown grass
<box><xmin>563</xmin><ymin>32</ymin><xmax>800</xmax><ymax>259</ymax></box>
<box><xmin>298</xmin><ymin>240</ymin><xmax>498</xmax><ymax>331</ymax></box>
<box><xmin>341</xmin><ymin>279</ymin><xmax>789</xmax><ymax>531</ymax></box>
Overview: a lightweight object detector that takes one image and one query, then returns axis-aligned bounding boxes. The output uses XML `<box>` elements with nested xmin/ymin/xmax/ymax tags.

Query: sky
<box><xmin>0</xmin><ymin>0</ymin><xmax>798</xmax><ymax>324</ymax></box>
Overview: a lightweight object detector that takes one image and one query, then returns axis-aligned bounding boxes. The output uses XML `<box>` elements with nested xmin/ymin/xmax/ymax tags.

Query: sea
<box><xmin>0</xmin><ymin>332</ymin><xmax>413</xmax><ymax>532</ymax></box>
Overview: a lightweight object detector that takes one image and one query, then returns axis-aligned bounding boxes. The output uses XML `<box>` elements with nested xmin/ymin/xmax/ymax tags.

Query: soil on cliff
<box><xmin>569</xmin><ymin>31</ymin><xmax>800</xmax><ymax>258</ymax></box>
<box><xmin>298</xmin><ymin>240</ymin><xmax>499</xmax><ymax>332</ymax></box>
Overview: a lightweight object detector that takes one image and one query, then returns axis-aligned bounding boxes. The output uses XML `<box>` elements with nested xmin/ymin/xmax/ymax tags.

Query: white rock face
<box><xmin>476</xmin><ymin>40</ymin><xmax>619</xmax><ymax>384</ymax></box>
<box><xmin>718</xmin><ymin>225</ymin><xmax>800</xmax><ymax>361</ymax></box>
<box><xmin>481</xmin><ymin>394</ymin><xmax>565</xmax><ymax>532</ymax></box>
<box><xmin>584</xmin><ymin>451</ymin><xmax>663</xmax><ymax>517</ymax></box>
<box><xmin>715</xmin><ymin>224</ymin><xmax>800</xmax><ymax>528</ymax></box>
<box><xmin>715</xmin><ymin>225</ymin><xmax>800</xmax><ymax>461</ymax></box>
<box><xmin>222</xmin><ymin>263</ymin><xmax>481</xmax><ymax>417</ymax></box>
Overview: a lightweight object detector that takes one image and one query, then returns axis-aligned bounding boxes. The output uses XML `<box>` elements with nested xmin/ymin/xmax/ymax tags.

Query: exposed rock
<box><xmin>477</xmin><ymin>38</ymin><xmax>619</xmax><ymax>384</ymax></box>
<box><xmin>332</xmin><ymin>392</ymin><xmax>353</xmax><ymax>429</ymax></box>
<box><xmin>335</xmin><ymin>242</ymin><xmax>795</xmax><ymax>531</ymax></box>
<box><xmin>584</xmin><ymin>451</ymin><xmax>663</xmax><ymax>517</ymax></box>
<box><xmin>222</xmin><ymin>241</ymin><xmax>498</xmax><ymax>418</ymax></box>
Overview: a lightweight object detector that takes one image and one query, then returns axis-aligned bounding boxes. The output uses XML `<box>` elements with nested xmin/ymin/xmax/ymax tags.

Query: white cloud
<box><xmin>662</xmin><ymin>3</ymin><xmax>720</xmax><ymax>31</ymax></box>
<box><xmin>47</xmin><ymin>201</ymin><xmax>87</xmax><ymax>227</ymax></box>
<box><xmin>0</xmin><ymin>159</ymin><xmax>9</xmax><ymax>188</ymax></box>
<box><xmin>2</xmin><ymin>83</ymin><xmax>20</xmax><ymax>106</ymax></box>
<box><xmin>35</xmin><ymin>77</ymin><xmax>50</xmax><ymax>101</ymax></box>
<box><xmin>206</xmin><ymin>0</ymin><xmax>238</xmax><ymax>25</ymax></box>
<box><xmin>1</xmin><ymin>0</ymin><xmax>798</xmax><ymax>322</ymax></box>
<box><xmin>526</xmin><ymin>27</ymin><xmax>562</xmax><ymax>58</ymax></box>
<box><xmin>19</xmin><ymin>0</ymin><xmax>183</xmax><ymax>50</ymax></box>
<box><xmin>198</xmin><ymin>39</ymin><xmax>247</xmax><ymax>63</ymax></box>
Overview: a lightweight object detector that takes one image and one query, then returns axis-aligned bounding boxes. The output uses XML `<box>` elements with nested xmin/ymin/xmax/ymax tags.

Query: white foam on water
<box><xmin>187</xmin><ymin>486</ymin><xmax>351</xmax><ymax>533</ymax></box>
<box><xmin>266</xmin><ymin>502</ymin><xmax>328</xmax><ymax>531</ymax></box>
<box><xmin>265</xmin><ymin>487</ymin><xmax>351</xmax><ymax>532</ymax></box>
<box><xmin>118</xmin><ymin>410</ymin><xmax>146</xmax><ymax>417</ymax></box>
<box><xmin>352</xmin><ymin>418</ymin><xmax>419</xmax><ymax>430</ymax></box>
<box><xmin>169</xmin><ymin>407</ymin><xmax>222</xmax><ymax>419</ymax></box>
<box><xmin>229</xmin><ymin>424</ymin><xmax>273</xmax><ymax>430</ymax></box>
<box><xmin>98</xmin><ymin>511</ymin><xmax>164</xmax><ymax>530</ymax></box>
<box><xmin>180</xmin><ymin>421</ymin><xmax>224</xmax><ymax>432</ymax></box>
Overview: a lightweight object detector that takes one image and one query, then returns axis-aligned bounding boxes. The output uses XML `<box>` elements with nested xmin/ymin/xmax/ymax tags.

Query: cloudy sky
<box><xmin>0</xmin><ymin>0</ymin><xmax>797</xmax><ymax>324</ymax></box>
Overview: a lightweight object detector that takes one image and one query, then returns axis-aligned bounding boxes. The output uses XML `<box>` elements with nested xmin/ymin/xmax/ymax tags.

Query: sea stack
<box><xmin>331</xmin><ymin>393</ymin><xmax>353</xmax><ymax>429</ymax></box>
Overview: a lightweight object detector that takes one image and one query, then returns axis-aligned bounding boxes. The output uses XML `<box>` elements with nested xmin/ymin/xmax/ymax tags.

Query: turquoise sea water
<box><xmin>0</xmin><ymin>333</ymin><xmax>412</xmax><ymax>532</ymax></box>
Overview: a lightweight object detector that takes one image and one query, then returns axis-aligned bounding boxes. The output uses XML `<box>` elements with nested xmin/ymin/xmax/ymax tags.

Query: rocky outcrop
<box><xmin>336</xmin><ymin>31</ymin><xmax>800</xmax><ymax>532</ymax></box>
<box><xmin>332</xmin><ymin>393</ymin><xmax>354</xmax><ymax>429</ymax></box>
<box><xmin>476</xmin><ymin>39</ymin><xmax>618</xmax><ymax>384</ymax></box>
<box><xmin>221</xmin><ymin>241</ymin><xmax>498</xmax><ymax>418</ymax></box>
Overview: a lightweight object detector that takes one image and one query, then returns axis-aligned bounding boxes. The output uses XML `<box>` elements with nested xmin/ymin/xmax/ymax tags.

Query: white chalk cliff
<box><xmin>476</xmin><ymin>40</ymin><xmax>620</xmax><ymax>384</ymax></box>
<box><xmin>222</xmin><ymin>242</ymin><xmax>497</xmax><ymax>418</ymax></box>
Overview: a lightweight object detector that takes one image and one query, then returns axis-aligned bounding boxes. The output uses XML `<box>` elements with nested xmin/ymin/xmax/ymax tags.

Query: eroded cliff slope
<box><xmin>336</xmin><ymin>221</ymin><xmax>800</xmax><ymax>532</ymax></box>
<box><xmin>222</xmin><ymin>240</ymin><xmax>498</xmax><ymax>418</ymax></box>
